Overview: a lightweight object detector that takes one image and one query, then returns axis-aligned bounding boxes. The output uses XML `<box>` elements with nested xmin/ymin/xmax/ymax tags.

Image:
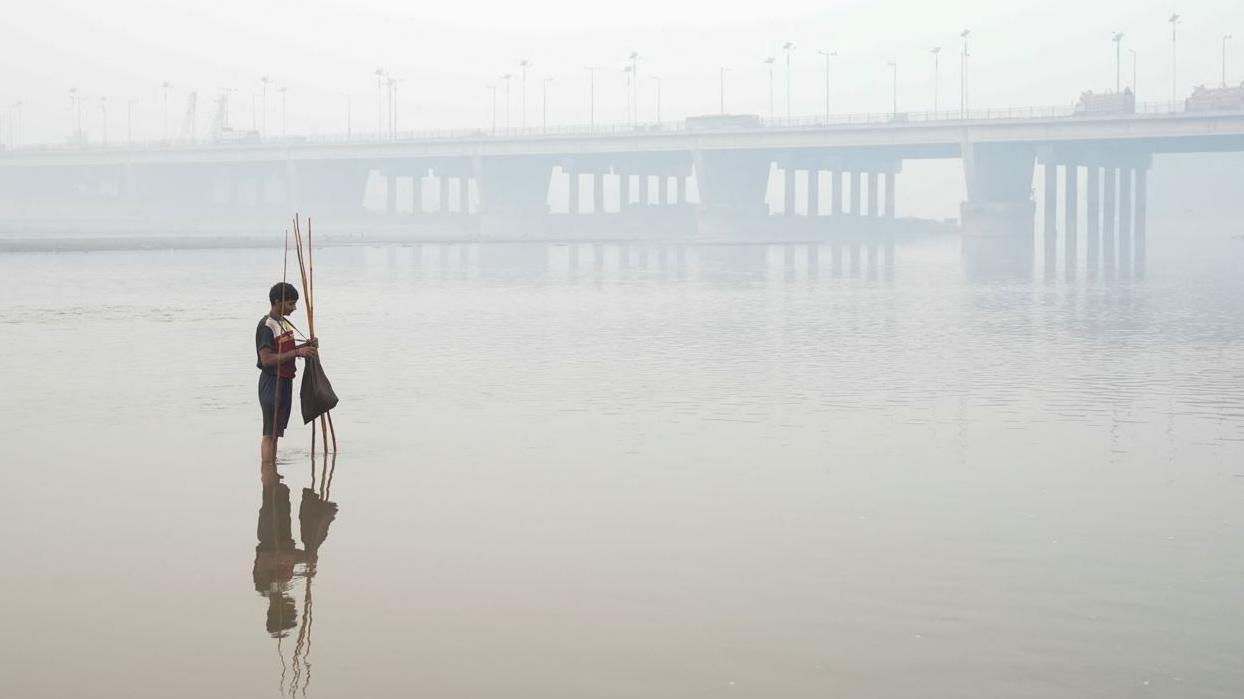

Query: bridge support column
<box><xmin>594</xmin><ymin>173</ymin><xmax>606</xmax><ymax>214</ymax></box>
<box><xmin>1086</xmin><ymin>165</ymin><xmax>1100</xmax><ymax>276</ymax></box>
<box><xmin>1119</xmin><ymin>167</ymin><xmax>1133</xmax><ymax>276</ymax></box>
<box><xmin>1103</xmin><ymin>167</ymin><xmax>1117</xmax><ymax>274</ymax></box>
<box><xmin>658</xmin><ymin>175</ymin><xmax>669</xmax><ymax>207</ymax></box>
<box><xmin>568</xmin><ymin>169</ymin><xmax>580</xmax><ymax>214</ymax></box>
<box><xmin>643</xmin><ymin>175</ymin><xmax>655</xmax><ymax>205</ymax></box>
<box><xmin>851</xmin><ymin>171</ymin><xmax>862</xmax><ymax>216</ymax></box>
<box><xmin>809</xmin><ymin>170</ymin><xmax>821</xmax><ymax>216</ymax></box>
<box><xmin>476</xmin><ymin>155</ymin><xmax>554</xmax><ymax>238</ymax></box>
<box><xmin>867</xmin><ymin>172</ymin><xmax>879</xmax><ymax>217</ymax></box>
<box><xmin>1043</xmin><ymin>163</ymin><xmax>1057</xmax><ymax>275</ymax></box>
<box><xmin>672</xmin><ymin>176</ymin><xmax>682</xmax><ymax>205</ymax></box>
<box><xmin>412</xmin><ymin>173</ymin><xmax>423</xmax><ymax>214</ymax></box>
<box><xmin>692</xmin><ymin>149</ymin><xmax>771</xmax><ymax>235</ymax></box>
<box><xmin>460</xmin><ymin>176</ymin><xmax>470</xmax><ymax>214</ymax></box>
<box><xmin>1064</xmin><ymin>164</ymin><xmax>1079</xmax><ymax>275</ymax></box>
<box><xmin>960</xmin><ymin>142</ymin><xmax>1037</xmax><ymax>278</ymax></box>
<box><xmin>783</xmin><ymin>166</ymin><xmax>796</xmax><ymax>216</ymax></box>
<box><xmin>884</xmin><ymin>172</ymin><xmax>895</xmax><ymax>218</ymax></box>
<box><xmin>439</xmin><ymin>175</ymin><xmax>450</xmax><ymax>213</ymax></box>
<box><xmin>386</xmin><ymin>173</ymin><xmax>397</xmax><ymax>215</ymax></box>
<box><xmin>833</xmin><ymin>171</ymin><xmax>844</xmax><ymax>216</ymax></box>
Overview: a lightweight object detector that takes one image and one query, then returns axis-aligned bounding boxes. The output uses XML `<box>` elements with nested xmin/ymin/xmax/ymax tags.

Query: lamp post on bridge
<box><xmin>960</xmin><ymin>29</ymin><xmax>970</xmax><ymax>117</ymax></box>
<box><xmin>98</xmin><ymin>97</ymin><xmax>108</xmax><ymax>145</ymax></box>
<box><xmin>764</xmin><ymin>56</ymin><xmax>775</xmax><ymax>120</ymax></box>
<box><xmin>719</xmin><ymin>66</ymin><xmax>730</xmax><ymax>114</ymax></box>
<box><xmin>628</xmin><ymin>52</ymin><xmax>640</xmax><ymax>124</ymax></box>
<box><xmin>651</xmin><ymin>75</ymin><xmax>661</xmax><ymax>123</ymax></box>
<box><xmin>1224</xmin><ymin>34</ymin><xmax>1233</xmax><ymax>87</ymax></box>
<box><xmin>486</xmin><ymin>84</ymin><xmax>497</xmax><ymax>135</ymax></box>
<box><xmin>542</xmin><ymin>77</ymin><xmax>553</xmax><ymax>131</ymax></box>
<box><xmin>343</xmin><ymin>93</ymin><xmax>352</xmax><ymax>139</ymax></box>
<box><xmin>585</xmin><ymin>66</ymin><xmax>598</xmax><ymax>132</ymax></box>
<box><xmin>374</xmin><ymin>68</ymin><xmax>387</xmax><ymax>137</ymax></box>
<box><xmin>69</xmin><ymin>88</ymin><xmax>82</xmax><ymax>142</ymax></box>
<box><xmin>1113</xmin><ymin>32</ymin><xmax>1125</xmax><ymax>93</ymax></box>
<box><xmin>260</xmin><ymin>75</ymin><xmax>271</xmax><ymax>136</ymax></box>
<box><xmin>1169</xmin><ymin>14</ymin><xmax>1181</xmax><ymax>107</ymax></box>
<box><xmin>818</xmin><ymin>50</ymin><xmax>836</xmax><ymax>123</ymax></box>
<box><xmin>887</xmin><ymin>62</ymin><xmax>898</xmax><ymax>118</ymax></box>
<box><xmin>519</xmin><ymin>59</ymin><xmax>531</xmax><ymax>129</ymax></box>
<box><xmin>783</xmin><ymin>41</ymin><xmax>795</xmax><ymax>120</ymax></box>
<box><xmin>277</xmin><ymin>86</ymin><xmax>287</xmax><ymax>137</ymax></box>
<box><xmin>161</xmin><ymin>81</ymin><xmax>172</xmax><ymax>142</ymax></box>
<box><xmin>500</xmin><ymin>73</ymin><xmax>512</xmax><ymax>131</ymax></box>
<box><xmin>1130</xmin><ymin>49</ymin><xmax>1138</xmax><ymax>97</ymax></box>
<box><xmin>930</xmin><ymin>47</ymin><xmax>941</xmax><ymax>113</ymax></box>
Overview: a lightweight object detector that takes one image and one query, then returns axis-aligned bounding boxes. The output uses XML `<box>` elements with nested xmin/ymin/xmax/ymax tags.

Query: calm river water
<box><xmin>1</xmin><ymin>233</ymin><xmax>1242</xmax><ymax>698</ymax></box>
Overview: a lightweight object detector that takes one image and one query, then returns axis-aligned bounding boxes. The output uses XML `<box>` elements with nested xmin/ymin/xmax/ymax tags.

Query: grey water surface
<box><xmin>1</xmin><ymin>234</ymin><xmax>1242</xmax><ymax>698</ymax></box>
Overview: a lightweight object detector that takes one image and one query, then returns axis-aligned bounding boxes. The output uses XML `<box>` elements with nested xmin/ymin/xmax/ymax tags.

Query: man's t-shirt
<box><xmin>256</xmin><ymin>315</ymin><xmax>297</xmax><ymax>379</ymax></box>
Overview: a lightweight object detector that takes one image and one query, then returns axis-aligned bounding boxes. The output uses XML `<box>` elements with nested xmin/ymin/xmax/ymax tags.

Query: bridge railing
<box><xmin>0</xmin><ymin>100</ymin><xmax>1231</xmax><ymax>154</ymax></box>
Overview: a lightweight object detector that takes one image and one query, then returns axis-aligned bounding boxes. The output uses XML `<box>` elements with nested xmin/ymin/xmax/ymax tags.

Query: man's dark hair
<box><xmin>269</xmin><ymin>282</ymin><xmax>300</xmax><ymax>304</ymax></box>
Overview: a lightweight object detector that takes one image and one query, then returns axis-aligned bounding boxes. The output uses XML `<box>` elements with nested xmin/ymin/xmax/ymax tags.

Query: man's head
<box><xmin>269</xmin><ymin>282</ymin><xmax>299</xmax><ymax>316</ymax></box>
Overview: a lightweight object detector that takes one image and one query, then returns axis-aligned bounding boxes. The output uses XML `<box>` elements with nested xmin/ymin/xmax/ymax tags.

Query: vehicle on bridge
<box><xmin>686</xmin><ymin>114</ymin><xmax>762</xmax><ymax>131</ymax></box>
<box><xmin>1185</xmin><ymin>83</ymin><xmax>1244</xmax><ymax>112</ymax></box>
<box><xmin>1075</xmin><ymin>89</ymin><xmax>1135</xmax><ymax>115</ymax></box>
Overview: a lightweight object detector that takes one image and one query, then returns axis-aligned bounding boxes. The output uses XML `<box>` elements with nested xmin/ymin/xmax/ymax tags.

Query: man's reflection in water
<box><xmin>253</xmin><ymin>458</ymin><xmax>338</xmax><ymax>695</ymax></box>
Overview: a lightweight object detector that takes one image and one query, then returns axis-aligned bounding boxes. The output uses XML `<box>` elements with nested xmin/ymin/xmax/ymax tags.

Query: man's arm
<box><xmin>258</xmin><ymin>345</ymin><xmax>317</xmax><ymax>367</ymax></box>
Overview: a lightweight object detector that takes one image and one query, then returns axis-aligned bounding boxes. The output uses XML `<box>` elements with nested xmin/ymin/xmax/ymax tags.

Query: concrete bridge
<box><xmin>2</xmin><ymin>104</ymin><xmax>1242</xmax><ymax>255</ymax></box>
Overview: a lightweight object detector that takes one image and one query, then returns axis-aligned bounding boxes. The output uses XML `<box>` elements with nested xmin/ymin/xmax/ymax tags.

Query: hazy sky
<box><xmin>3</xmin><ymin>0</ymin><xmax>1242</xmax><ymax>144</ymax></box>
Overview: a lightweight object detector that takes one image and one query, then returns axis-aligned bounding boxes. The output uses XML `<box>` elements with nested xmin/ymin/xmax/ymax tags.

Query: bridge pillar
<box><xmin>1043</xmin><ymin>163</ymin><xmax>1057</xmax><ymax>275</ymax></box>
<box><xmin>643</xmin><ymin>175</ymin><xmax>654</xmax><ymax>205</ymax></box>
<box><xmin>851</xmin><ymin>171</ymin><xmax>862</xmax><ymax>216</ymax></box>
<box><xmin>833</xmin><ymin>171</ymin><xmax>844</xmax><ymax>216</ymax></box>
<box><xmin>568</xmin><ymin>169</ymin><xmax>580</xmax><ymax>214</ymax></box>
<box><xmin>1065</xmin><ymin>165</ymin><xmax>1079</xmax><ymax>275</ymax></box>
<box><xmin>809</xmin><ymin>170</ymin><xmax>821</xmax><ymax>216</ymax></box>
<box><xmin>594</xmin><ymin>172</ymin><xmax>606</xmax><ymax>214</ymax></box>
<box><xmin>1119</xmin><ymin>167</ymin><xmax>1133</xmax><ymax>276</ymax></box>
<box><xmin>439</xmin><ymin>175</ymin><xmax>450</xmax><ymax>213</ymax></box>
<box><xmin>867</xmin><ymin>172</ymin><xmax>879</xmax><ymax>217</ymax></box>
<box><xmin>672</xmin><ymin>176</ymin><xmax>682</xmax><ymax>205</ymax></box>
<box><xmin>692</xmin><ymin>149</ymin><xmax>771</xmax><ymax>234</ymax></box>
<box><xmin>412</xmin><ymin>173</ymin><xmax>423</xmax><ymax>214</ymax></box>
<box><xmin>960</xmin><ymin>142</ymin><xmax>1037</xmax><ymax>278</ymax></box>
<box><xmin>884</xmin><ymin>172</ymin><xmax>895</xmax><ymax>218</ymax></box>
<box><xmin>658</xmin><ymin>175</ymin><xmax>669</xmax><ymax>207</ymax></box>
<box><xmin>784</xmin><ymin>166</ymin><xmax>796</xmax><ymax>215</ymax></box>
<box><xmin>1103</xmin><ymin>167</ymin><xmax>1117</xmax><ymax>274</ymax></box>
<box><xmin>619</xmin><ymin>172</ymin><xmax>631</xmax><ymax>211</ymax></box>
<box><xmin>476</xmin><ymin>155</ymin><xmax>554</xmax><ymax>237</ymax></box>
<box><xmin>386</xmin><ymin>173</ymin><xmax>397</xmax><ymax>215</ymax></box>
<box><xmin>460</xmin><ymin>176</ymin><xmax>470</xmax><ymax>215</ymax></box>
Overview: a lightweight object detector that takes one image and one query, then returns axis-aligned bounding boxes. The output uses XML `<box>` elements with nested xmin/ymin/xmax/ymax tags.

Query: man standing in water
<box><xmin>257</xmin><ymin>282</ymin><xmax>317</xmax><ymax>463</ymax></box>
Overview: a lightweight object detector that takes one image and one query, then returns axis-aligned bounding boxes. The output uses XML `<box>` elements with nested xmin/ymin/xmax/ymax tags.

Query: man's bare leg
<box><xmin>261</xmin><ymin>435</ymin><xmax>279</xmax><ymax>464</ymax></box>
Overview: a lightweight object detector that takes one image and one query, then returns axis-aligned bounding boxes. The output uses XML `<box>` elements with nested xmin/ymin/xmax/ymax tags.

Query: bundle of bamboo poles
<box><xmin>289</xmin><ymin>214</ymin><xmax>337</xmax><ymax>456</ymax></box>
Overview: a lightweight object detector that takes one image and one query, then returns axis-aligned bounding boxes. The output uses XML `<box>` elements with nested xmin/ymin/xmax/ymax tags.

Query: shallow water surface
<box><xmin>1</xmin><ymin>235</ymin><xmax>1242</xmax><ymax>698</ymax></box>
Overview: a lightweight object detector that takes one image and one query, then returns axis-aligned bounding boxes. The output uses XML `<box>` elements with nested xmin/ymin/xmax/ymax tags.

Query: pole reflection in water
<box><xmin>253</xmin><ymin>456</ymin><xmax>338</xmax><ymax>697</ymax></box>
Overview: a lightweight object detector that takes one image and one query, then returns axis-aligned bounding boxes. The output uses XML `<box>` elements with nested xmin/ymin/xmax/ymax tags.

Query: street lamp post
<box><xmin>930</xmin><ymin>47</ymin><xmax>942</xmax><ymax>113</ymax></box>
<box><xmin>1169</xmin><ymin>14</ymin><xmax>1181</xmax><ymax>106</ymax></box>
<box><xmin>623</xmin><ymin>65</ymin><xmax>634</xmax><ymax>124</ymax></box>
<box><xmin>1113</xmin><ymin>32</ymin><xmax>1125</xmax><ymax>93</ymax></box>
<box><xmin>719</xmin><ymin>67</ymin><xmax>729</xmax><ymax>114</ymax></box>
<box><xmin>542</xmin><ymin>77</ymin><xmax>553</xmax><ymax>131</ymax></box>
<box><xmin>764</xmin><ymin>56</ymin><xmax>775</xmax><ymax>120</ymax></box>
<box><xmin>628</xmin><ymin>52</ymin><xmax>640</xmax><ymax>124</ymax></box>
<box><xmin>519</xmin><ymin>59</ymin><xmax>531</xmax><ymax>129</ymax></box>
<box><xmin>99</xmin><ymin>97</ymin><xmax>108</xmax><ymax>144</ymax></box>
<box><xmin>343</xmin><ymin>93</ymin><xmax>352</xmax><ymax>138</ymax></box>
<box><xmin>278</xmin><ymin>86</ymin><xmax>287</xmax><ymax>137</ymax></box>
<box><xmin>490</xmin><ymin>84</ymin><xmax>500</xmax><ymax>134</ymax></box>
<box><xmin>127</xmin><ymin>98</ymin><xmax>137</xmax><ymax>144</ymax></box>
<box><xmin>960</xmin><ymin>29</ymin><xmax>971</xmax><ymax>117</ymax></box>
<box><xmin>69</xmin><ymin>88</ymin><xmax>81</xmax><ymax>141</ymax></box>
<box><xmin>818</xmin><ymin>50</ymin><xmax>836</xmax><ymax>123</ymax></box>
<box><xmin>161</xmin><ymin>81</ymin><xmax>173</xmax><ymax>141</ymax></box>
<box><xmin>374</xmin><ymin>68</ymin><xmax>387</xmax><ymax>137</ymax></box>
<box><xmin>783</xmin><ymin>41</ymin><xmax>795</xmax><ymax>119</ymax></box>
<box><xmin>887</xmin><ymin>62</ymin><xmax>898</xmax><ymax>117</ymax></box>
<box><xmin>585</xmin><ymin>66</ymin><xmax>599</xmax><ymax>131</ymax></box>
<box><xmin>501</xmin><ymin>73</ymin><xmax>512</xmax><ymax>130</ymax></box>
<box><xmin>260</xmin><ymin>75</ymin><xmax>271</xmax><ymax>136</ymax></box>
<box><xmin>1130</xmin><ymin>48</ymin><xmax>1138</xmax><ymax>96</ymax></box>
<box><xmin>651</xmin><ymin>76</ymin><xmax>662</xmax><ymax>123</ymax></box>
<box><xmin>1224</xmin><ymin>34</ymin><xmax>1233</xmax><ymax>87</ymax></box>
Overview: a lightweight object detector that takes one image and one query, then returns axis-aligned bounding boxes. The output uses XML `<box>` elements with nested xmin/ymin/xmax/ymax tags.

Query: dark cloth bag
<box><xmin>300</xmin><ymin>355</ymin><xmax>339</xmax><ymax>423</ymax></box>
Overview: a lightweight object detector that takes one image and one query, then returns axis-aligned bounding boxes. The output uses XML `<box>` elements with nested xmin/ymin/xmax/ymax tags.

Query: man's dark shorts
<box><xmin>259</xmin><ymin>374</ymin><xmax>294</xmax><ymax>437</ymax></box>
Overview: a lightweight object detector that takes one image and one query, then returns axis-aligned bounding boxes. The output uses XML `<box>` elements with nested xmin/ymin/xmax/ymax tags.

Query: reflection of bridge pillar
<box><xmin>866</xmin><ymin>172</ymin><xmax>878</xmax><ymax>217</ymax></box>
<box><xmin>809</xmin><ymin>170</ymin><xmax>821</xmax><ymax>216</ymax></box>
<box><xmin>1103</xmin><ymin>167</ymin><xmax>1117</xmax><ymax>273</ymax></box>
<box><xmin>1065</xmin><ymin>164</ymin><xmax>1079</xmax><ymax>274</ymax></box>
<box><xmin>594</xmin><ymin>172</ymin><xmax>606</xmax><ymax>214</ymax></box>
<box><xmin>1119</xmin><ymin>167</ymin><xmax>1133</xmax><ymax>275</ymax></box>
<box><xmin>884</xmin><ymin>172</ymin><xmax>895</xmax><ymax>218</ymax></box>
<box><xmin>1086</xmin><ymin>165</ymin><xmax>1100</xmax><ymax>275</ymax></box>
<box><xmin>1135</xmin><ymin>168</ymin><xmax>1148</xmax><ymax>273</ymax></box>
<box><xmin>833</xmin><ymin>171</ymin><xmax>844</xmax><ymax>215</ymax></box>
<box><xmin>851</xmin><ymin>171</ymin><xmax>862</xmax><ymax>216</ymax></box>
